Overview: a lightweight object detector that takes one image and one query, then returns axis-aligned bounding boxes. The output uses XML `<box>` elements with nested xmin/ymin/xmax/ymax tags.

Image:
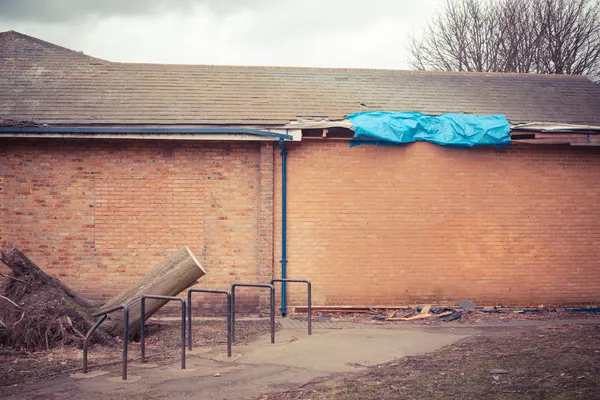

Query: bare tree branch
<box><xmin>408</xmin><ymin>0</ymin><xmax>600</xmax><ymax>75</ymax></box>
<box><xmin>12</xmin><ymin>312</ymin><xmax>25</xmax><ymax>327</ymax></box>
<box><xmin>0</xmin><ymin>295</ymin><xmax>25</xmax><ymax>328</ymax></box>
<box><xmin>0</xmin><ymin>272</ymin><xmax>28</xmax><ymax>284</ymax></box>
<box><xmin>0</xmin><ymin>295</ymin><xmax>21</xmax><ymax>309</ymax></box>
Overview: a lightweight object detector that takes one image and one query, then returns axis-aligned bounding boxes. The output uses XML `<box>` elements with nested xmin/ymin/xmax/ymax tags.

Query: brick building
<box><xmin>1</xmin><ymin>31</ymin><xmax>600</xmax><ymax>311</ymax></box>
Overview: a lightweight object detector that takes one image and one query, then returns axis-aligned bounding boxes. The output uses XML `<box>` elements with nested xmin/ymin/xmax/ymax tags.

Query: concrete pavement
<box><xmin>1</xmin><ymin>326</ymin><xmax>470</xmax><ymax>400</ymax></box>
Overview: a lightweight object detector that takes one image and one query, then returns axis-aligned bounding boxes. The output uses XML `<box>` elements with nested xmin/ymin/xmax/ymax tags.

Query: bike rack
<box><xmin>83</xmin><ymin>305</ymin><xmax>129</xmax><ymax>380</ymax></box>
<box><xmin>187</xmin><ymin>289</ymin><xmax>232</xmax><ymax>357</ymax></box>
<box><xmin>231</xmin><ymin>283</ymin><xmax>275</xmax><ymax>344</ymax></box>
<box><xmin>271</xmin><ymin>279</ymin><xmax>312</xmax><ymax>335</ymax></box>
<box><xmin>140</xmin><ymin>295</ymin><xmax>186</xmax><ymax>369</ymax></box>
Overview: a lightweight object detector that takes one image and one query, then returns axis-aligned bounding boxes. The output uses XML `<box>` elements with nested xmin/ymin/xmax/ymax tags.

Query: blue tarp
<box><xmin>348</xmin><ymin>112</ymin><xmax>511</xmax><ymax>148</ymax></box>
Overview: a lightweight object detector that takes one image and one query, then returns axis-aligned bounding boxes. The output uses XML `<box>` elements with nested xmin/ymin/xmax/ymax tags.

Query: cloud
<box><xmin>0</xmin><ymin>0</ymin><xmax>441</xmax><ymax>69</ymax></box>
<box><xmin>0</xmin><ymin>0</ymin><xmax>277</xmax><ymax>22</ymax></box>
<box><xmin>0</xmin><ymin>0</ymin><xmax>196</xmax><ymax>22</ymax></box>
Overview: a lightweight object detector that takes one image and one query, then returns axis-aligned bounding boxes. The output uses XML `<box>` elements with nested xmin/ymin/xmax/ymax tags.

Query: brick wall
<box><xmin>0</xmin><ymin>139</ymin><xmax>273</xmax><ymax>314</ymax></box>
<box><xmin>275</xmin><ymin>141</ymin><xmax>600</xmax><ymax>307</ymax></box>
<box><xmin>3</xmin><ymin>137</ymin><xmax>600</xmax><ymax>311</ymax></box>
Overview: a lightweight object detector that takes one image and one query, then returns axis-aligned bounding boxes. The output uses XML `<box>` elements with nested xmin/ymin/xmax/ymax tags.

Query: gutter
<box><xmin>0</xmin><ymin>126</ymin><xmax>293</xmax><ymax>140</ymax></box>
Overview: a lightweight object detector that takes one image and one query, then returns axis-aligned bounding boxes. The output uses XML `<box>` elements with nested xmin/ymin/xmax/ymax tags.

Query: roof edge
<box><xmin>511</xmin><ymin>122</ymin><xmax>600</xmax><ymax>133</ymax></box>
<box><xmin>0</xmin><ymin>126</ymin><xmax>294</xmax><ymax>140</ymax></box>
<box><xmin>0</xmin><ymin>30</ymin><xmax>108</xmax><ymax>63</ymax></box>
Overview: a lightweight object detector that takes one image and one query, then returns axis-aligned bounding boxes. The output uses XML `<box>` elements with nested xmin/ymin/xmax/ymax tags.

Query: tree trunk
<box><xmin>101</xmin><ymin>246</ymin><xmax>205</xmax><ymax>337</ymax></box>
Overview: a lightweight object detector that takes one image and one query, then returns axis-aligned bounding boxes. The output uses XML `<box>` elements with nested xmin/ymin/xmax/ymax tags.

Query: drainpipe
<box><xmin>279</xmin><ymin>138</ymin><xmax>288</xmax><ymax>317</ymax></box>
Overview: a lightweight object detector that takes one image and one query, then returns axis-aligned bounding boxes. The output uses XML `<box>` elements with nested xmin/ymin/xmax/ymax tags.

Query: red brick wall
<box><xmin>0</xmin><ymin>139</ymin><xmax>274</xmax><ymax>314</ymax></box>
<box><xmin>275</xmin><ymin>141</ymin><xmax>600</xmax><ymax>307</ymax></box>
<box><xmin>4</xmin><ymin>138</ymin><xmax>600</xmax><ymax>310</ymax></box>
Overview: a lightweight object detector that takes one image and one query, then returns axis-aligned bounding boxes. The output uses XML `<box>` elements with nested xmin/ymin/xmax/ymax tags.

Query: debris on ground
<box><xmin>386</xmin><ymin>305</ymin><xmax>432</xmax><ymax>321</ymax></box>
<box><xmin>430</xmin><ymin>307</ymin><xmax>453</xmax><ymax>314</ymax></box>
<box><xmin>460</xmin><ymin>300</ymin><xmax>476</xmax><ymax>312</ymax></box>
<box><xmin>439</xmin><ymin>311</ymin><xmax>463</xmax><ymax>322</ymax></box>
<box><xmin>299</xmin><ymin>304</ymin><xmax>600</xmax><ymax>326</ymax></box>
<box><xmin>489</xmin><ymin>369</ymin><xmax>509</xmax><ymax>374</ymax></box>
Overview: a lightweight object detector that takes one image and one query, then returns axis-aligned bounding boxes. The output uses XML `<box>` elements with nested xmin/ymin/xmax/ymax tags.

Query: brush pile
<box><xmin>0</xmin><ymin>248</ymin><xmax>113</xmax><ymax>350</ymax></box>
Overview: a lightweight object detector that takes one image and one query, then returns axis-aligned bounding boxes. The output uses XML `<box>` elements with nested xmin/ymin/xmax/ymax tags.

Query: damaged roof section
<box><xmin>2</xmin><ymin>30</ymin><xmax>600</xmax><ymax>128</ymax></box>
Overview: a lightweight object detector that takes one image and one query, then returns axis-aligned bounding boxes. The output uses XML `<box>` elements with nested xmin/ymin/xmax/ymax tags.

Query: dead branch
<box><xmin>0</xmin><ymin>295</ymin><xmax>21</xmax><ymax>309</ymax></box>
<box><xmin>0</xmin><ymin>293</ymin><xmax>25</xmax><ymax>328</ymax></box>
<box><xmin>0</xmin><ymin>272</ymin><xmax>28</xmax><ymax>284</ymax></box>
<box><xmin>12</xmin><ymin>312</ymin><xmax>25</xmax><ymax>327</ymax></box>
<box><xmin>70</xmin><ymin>324</ymin><xmax>86</xmax><ymax>339</ymax></box>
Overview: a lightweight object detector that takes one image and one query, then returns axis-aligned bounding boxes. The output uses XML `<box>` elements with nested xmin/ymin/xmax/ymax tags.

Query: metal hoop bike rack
<box><xmin>83</xmin><ymin>305</ymin><xmax>129</xmax><ymax>380</ymax></box>
<box><xmin>231</xmin><ymin>283</ymin><xmax>275</xmax><ymax>344</ymax></box>
<box><xmin>271</xmin><ymin>279</ymin><xmax>312</xmax><ymax>335</ymax></box>
<box><xmin>140</xmin><ymin>295</ymin><xmax>186</xmax><ymax>369</ymax></box>
<box><xmin>187</xmin><ymin>289</ymin><xmax>232</xmax><ymax>357</ymax></box>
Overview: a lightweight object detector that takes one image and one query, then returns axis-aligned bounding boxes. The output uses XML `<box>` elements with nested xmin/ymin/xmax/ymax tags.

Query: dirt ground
<box><xmin>263</xmin><ymin>324</ymin><xmax>600</xmax><ymax>400</ymax></box>
<box><xmin>2</xmin><ymin>312</ymin><xmax>600</xmax><ymax>400</ymax></box>
<box><xmin>0</xmin><ymin>319</ymin><xmax>275</xmax><ymax>388</ymax></box>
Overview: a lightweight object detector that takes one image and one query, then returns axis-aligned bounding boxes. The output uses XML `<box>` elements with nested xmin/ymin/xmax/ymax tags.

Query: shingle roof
<box><xmin>1</xmin><ymin>30</ymin><xmax>600</xmax><ymax>126</ymax></box>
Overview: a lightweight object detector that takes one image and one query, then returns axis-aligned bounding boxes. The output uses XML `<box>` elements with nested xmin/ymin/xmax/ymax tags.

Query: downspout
<box><xmin>278</xmin><ymin>138</ymin><xmax>288</xmax><ymax>317</ymax></box>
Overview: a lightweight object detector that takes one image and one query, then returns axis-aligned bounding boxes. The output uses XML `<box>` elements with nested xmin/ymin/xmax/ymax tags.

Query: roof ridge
<box><xmin>0</xmin><ymin>30</ymin><xmax>106</xmax><ymax>62</ymax></box>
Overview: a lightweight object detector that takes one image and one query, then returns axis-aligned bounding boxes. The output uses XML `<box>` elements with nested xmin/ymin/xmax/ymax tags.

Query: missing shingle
<box><xmin>358</xmin><ymin>102</ymin><xmax>368</xmax><ymax>108</ymax></box>
<box><xmin>511</xmin><ymin>133</ymin><xmax>536</xmax><ymax>140</ymax></box>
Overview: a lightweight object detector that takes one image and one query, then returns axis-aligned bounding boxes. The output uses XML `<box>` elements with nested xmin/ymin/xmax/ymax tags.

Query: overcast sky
<box><xmin>0</xmin><ymin>0</ymin><xmax>442</xmax><ymax>69</ymax></box>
